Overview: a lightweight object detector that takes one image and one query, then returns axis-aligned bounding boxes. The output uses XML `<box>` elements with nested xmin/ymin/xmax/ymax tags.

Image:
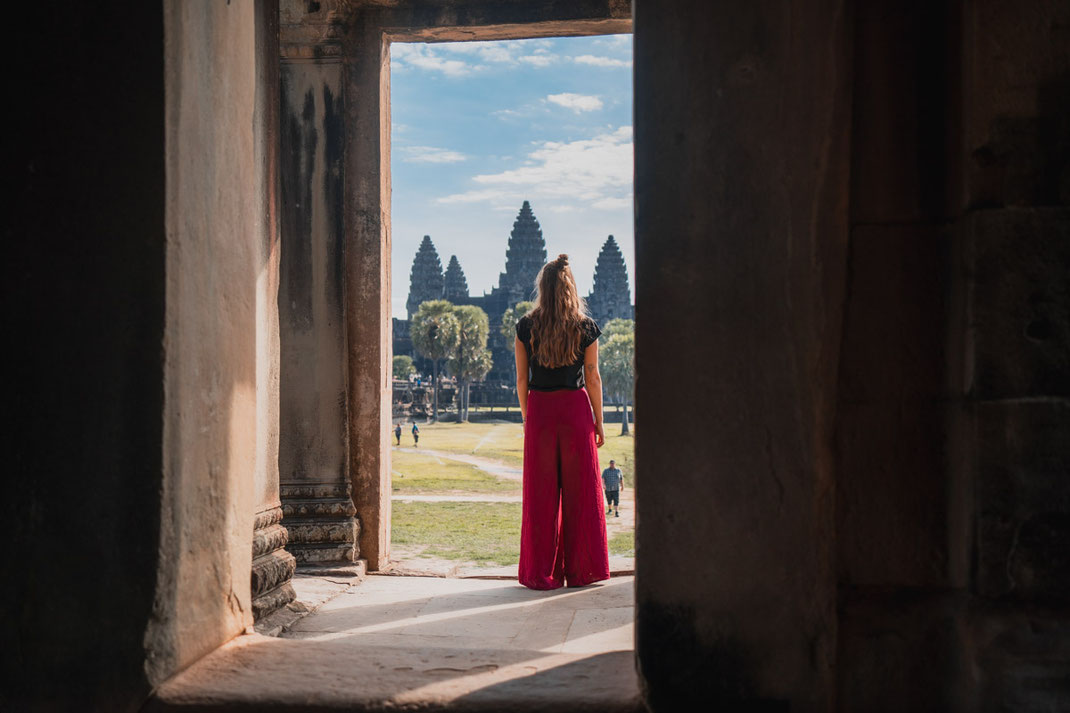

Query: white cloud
<box><xmin>546</xmin><ymin>93</ymin><xmax>604</xmax><ymax>112</ymax></box>
<box><xmin>591</xmin><ymin>196</ymin><xmax>632</xmax><ymax>210</ymax></box>
<box><xmin>518</xmin><ymin>54</ymin><xmax>556</xmax><ymax>67</ymax></box>
<box><xmin>437</xmin><ymin>188</ymin><xmax>513</xmax><ymax>205</ymax></box>
<box><xmin>390</xmin><ymin>43</ymin><xmax>481</xmax><ymax>77</ymax></box>
<box><xmin>401</xmin><ymin>146</ymin><xmax>468</xmax><ymax>164</ymax></box>
<box><xmin>574</xmin><ymin>55</ymin><xmax>632</xmax><ymax>69</ymax></box>
<box><xmin>436</xmin><ymin>126</ymin><xmax>633</xmax><ymax>208</ymax></box>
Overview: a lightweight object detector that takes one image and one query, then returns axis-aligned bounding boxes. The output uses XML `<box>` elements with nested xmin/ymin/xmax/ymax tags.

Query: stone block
<box><xmin>975</xmin><ymin>400</ymin><xmax>1070</xmax><ymax>602</ymax></box>
<box><xmin>837</xmin><ymin>401</ymin><xmax>949</xmax><ymax>587</ymax></box>
<box><xmin>968</xmin><ymin>606</ymin><xmax>1070</xmax><ymax>713</ymax></box>
<box><xmin>968</xmin><ymin>209</ymin><xmax>1070</xmax><ymax>399</ymax></box>
<box><xmin>838</xmin><ymin>589</ymin><xmax>967</xmax><ymax>712</ymax></box>
<box><xmin>837</xmin><ymin>224</ymin><xmax>949</xmax><ymax>402</ymax></box>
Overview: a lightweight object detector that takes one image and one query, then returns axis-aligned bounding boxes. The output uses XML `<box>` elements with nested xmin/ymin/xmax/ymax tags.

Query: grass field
<box><xmin>608</xmin><ymin>530</ymin><xmax>634</xmax><ymax>556</ymax></box>
<box><xmin>392</xmin><ymin>450</ymin><xmax>520</xmax><ymax>494</ymax></box>
<box><xmin>397</xmin><ymin>421</ymin><xmax>635</xmax><ymax>487</ymax></box>
<box><xmin>390</xmin><ymin>420</ymin><xmax>634</xmax><ymax>568</ymax></box>
<box><xmin>392</xmin><ymin>501</ymin><xmax>522</xmax><ymax>565</ymax></box>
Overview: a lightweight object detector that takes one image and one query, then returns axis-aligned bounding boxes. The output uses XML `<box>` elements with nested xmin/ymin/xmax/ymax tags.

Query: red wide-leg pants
<box><xmin>519</xmin><ymin>388</ymin><xmax>610</xmax><ymax>590</ymax></box>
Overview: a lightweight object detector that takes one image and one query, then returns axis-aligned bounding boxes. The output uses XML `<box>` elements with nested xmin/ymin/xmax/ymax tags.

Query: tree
<box><xmin>410</xmin><ymin>300</ymin><xmax>460</xmax><ymax>422</ymax></box>
<box><xmin>448</xmin><ymin>305</ymin><xmax>493</xmax><ymax>422</ymax></box>
<box><xmin>501</xmin><ymin>301</ymin><xmax>536</xmax><ymax>351</ymax></box>
<box><xmin>600</xmin><ymin>317</ymin><xmax>634</xmax><ymax>342</ymax></box>
<box><xmin>601</xmin><ymin>328</ymin><xmax>635</xmax><ymax>435</ymax></box>
<box><xmin>392</xmin><ymin>355</ymin><xmax>415</xmax><ymax>381</ymax></box>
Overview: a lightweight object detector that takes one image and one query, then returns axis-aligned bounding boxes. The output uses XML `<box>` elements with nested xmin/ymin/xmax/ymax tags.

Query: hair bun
<box><xmin>556</xmin><ymin>254</ymin><xmax>569</xmax><ymax>265</ymax></box>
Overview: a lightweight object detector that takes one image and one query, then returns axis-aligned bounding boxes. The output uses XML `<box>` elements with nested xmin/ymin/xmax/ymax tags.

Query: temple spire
<box><xmin>498</xmin><ymin>200</ymin><xmax>547</xmax><ymax>304</ymax></box>
<box><xmin>586</xmin><ymin>235</ymin><xmax>633</xmax><ymax>325</ymax></box>
<box><xmin>443</xmin><ymin>255</ymin><xmax>469</xmax><ymax>302</ymax></box>
<box><xmin>406</xmin><ymin>235</ymin><xmax>444</xmax><ymax>318</ymax></box>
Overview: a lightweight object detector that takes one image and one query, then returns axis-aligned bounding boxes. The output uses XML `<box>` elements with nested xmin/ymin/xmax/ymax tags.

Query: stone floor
<box><xmin>149</xmin><ymin>574</ymin><xmax>641</xmax><ymax>712</ymax></box>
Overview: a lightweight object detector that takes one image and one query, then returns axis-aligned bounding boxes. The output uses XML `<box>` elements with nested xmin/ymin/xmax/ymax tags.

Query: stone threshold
<box><xmin>150</xmin><ymin>574</ymin><xmax>642</xmax><ymax>713</ymax></box>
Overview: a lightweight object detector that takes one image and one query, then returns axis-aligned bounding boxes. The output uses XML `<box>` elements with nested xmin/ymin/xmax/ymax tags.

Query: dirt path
<box><xmin>396</xmin><ymin>447</ymin><xmax>522</xmax><ymax>481</ymax></box>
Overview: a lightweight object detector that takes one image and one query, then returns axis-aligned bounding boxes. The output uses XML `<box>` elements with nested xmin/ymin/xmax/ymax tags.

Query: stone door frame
<box><xmin>338</xmin><ymin>3</ymin><xmax>633</xmax><ymax>570</ymax></box>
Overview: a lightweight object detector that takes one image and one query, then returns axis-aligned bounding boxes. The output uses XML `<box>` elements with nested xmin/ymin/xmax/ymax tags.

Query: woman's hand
<box><xmin>594</xmin><ymin>421</ymin><xmax>605</xmax><ymax>448</ymax></box>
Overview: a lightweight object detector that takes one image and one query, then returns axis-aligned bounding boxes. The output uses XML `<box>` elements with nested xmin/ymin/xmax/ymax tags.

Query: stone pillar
<box><xmin>278</xmin><ymin>2</ymin><xmax>362</xmax><ymax>573</ymax></box>
<box><xmin>634</xmin><ymin>0</ymin><xmax>850</xmax><ymax>709</ymax></box>
<box><xmin>251</xmin><ymin>0</ymin><xmax>297</xmax><ymax>620</ymax></box>
<box><xmin>343</xmin><ymin>10</ymin><xmax>393</xmax><ymax>571</ymax></box>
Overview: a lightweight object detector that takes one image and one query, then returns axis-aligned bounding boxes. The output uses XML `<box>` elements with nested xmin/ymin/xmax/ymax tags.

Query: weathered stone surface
<box><xmin>836</xmin><ymin>224</ymin><xmax>952</xmax><ymax>589</ymax></box>
<box><xmin>968</xmin><ymin>209</ymin><xmax>1070</xmax><ymax>399</ymax></box>
<box><xmin>281</xmin><ymin>498</ymin><xmax>357</xmax><ymax>519</ymax></box>
<box><xmin>252</xmin><ymin>506</ymin><xmax>284</xmax><ymax>532</ymax></box>
<box><xmin>969</xmin><ymin>606</ymin><xmax>1070</xmax><ymax>712</ymax></box>
<box><xmin>634</xmin><ymin>0</ymin><xmax>849</xmax><ymax>708</ymax></box>
<box><xmin>286</xmin><ymin>519</ymin><xmax>359</xmax><ymax>545</ymax></box>
<box><xmin>975</xmin><ymin>399</ymin><xmax>1070</xmax><ymax>602</ymax></box>
<box><xmin>252</xmin><ymin>523</ymin><xmax>289</xmax><ymax>560</ymax></box>
<box><xmin>251</xmin><ymin>550</ymin><xmax>298</xmax><ymax>599</ymax></box>
<box><xmin>838</xmin><ymin>589</ymin><xmax>969</xmax><ymax>712</ymax></box>
<box><xmin>252</xmin><ymin>583</ymin><xmax>297</xmax><ymax>622</ymax></box>
<box><xmin>293</xmin><ymin>544</ymin><xmax>359</xmax><ymax>565</ymax></box>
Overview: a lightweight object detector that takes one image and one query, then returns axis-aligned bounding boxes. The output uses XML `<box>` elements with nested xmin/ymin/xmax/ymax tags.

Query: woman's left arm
<box><xmin>584</xmin><ymin>340</ymin><xmax>605</xmax><ymax>447</ymax></box>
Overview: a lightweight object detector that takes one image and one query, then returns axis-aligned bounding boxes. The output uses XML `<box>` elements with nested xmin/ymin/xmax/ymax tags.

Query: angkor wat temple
<box><xmin>394</xmin><ymin>200</ymin><xmax>634</xmax><ymax>380</ymax></box>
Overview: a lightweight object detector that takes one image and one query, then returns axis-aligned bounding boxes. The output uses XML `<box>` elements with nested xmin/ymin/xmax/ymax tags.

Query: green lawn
<box><xmin>399</xmin><ymin>421</ymin><xmax>635</xmax><ymax>487</ymax></box>
<box><xmin>608</xmin><ymin>530</ymin><xmax>634</xmax><ymax>556</ymax></box>
<box><xmin>392</xmin><ymin>501</ymin><xmax>521</xmax><ymax>565</ymax></box>
<box><xmin>392</xmin><ymin>450</ymin><xmax>519</xmax><ymax>494</ymax></box>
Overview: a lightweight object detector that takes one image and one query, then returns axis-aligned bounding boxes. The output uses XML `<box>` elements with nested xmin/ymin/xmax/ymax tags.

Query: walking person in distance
<box><xmin>515</xmin><ymin>254</ymin><xmax>610</xmax><ymax>590</ymax></box>
<box><xmin>602</xmin><ymin>459</ymin><xmax>623</xmax><ymax>518</ymax></box>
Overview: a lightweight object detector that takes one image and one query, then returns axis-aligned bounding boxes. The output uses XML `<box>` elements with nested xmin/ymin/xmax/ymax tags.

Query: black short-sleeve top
<box><xmin>515</xmin><ymin>315</ymin><xmax>601</xmax><ymax>391</ymax></box>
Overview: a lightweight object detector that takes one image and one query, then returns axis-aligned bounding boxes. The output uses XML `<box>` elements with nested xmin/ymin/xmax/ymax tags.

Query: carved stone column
<box><xmin>251</xmin><ymin>2</ymin><xmax>296</xmax><ymax>622</ymax></box>
<box><xmin>252</xmin><ymin>506</ymin><xmax>297</xmax><ymax>619</ymax></box>
<box><xmin>279</xmin><ymin>1</ymin><xmax>362</xmax><ymax>573</ymax></box>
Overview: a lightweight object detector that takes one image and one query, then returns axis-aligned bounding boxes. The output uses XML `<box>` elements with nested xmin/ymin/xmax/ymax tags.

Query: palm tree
<box><xmin>600</xmin><ymin>325</ymin><xmax>635</xmax><ymax>435</ymax></box>
<box><xmin>501</xmin><ymin>301</ymin><xmax>536</xmax><ymax>351</ymax></box>
<box><xmin>410</xmin><ymin>300</ymin><xmax>460</xmax><ymax>422</ymax></box>
<box><xmin>449</xmin><ymin>305</ymin><xmax>493</xmax><ymax>422</ymax></box>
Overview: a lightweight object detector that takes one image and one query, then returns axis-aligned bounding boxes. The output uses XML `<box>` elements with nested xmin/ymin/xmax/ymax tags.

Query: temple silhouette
<box><xmin>394</xmin><ymin>200</ymin><xmax>634</xmax><ymax>380</ymax></box>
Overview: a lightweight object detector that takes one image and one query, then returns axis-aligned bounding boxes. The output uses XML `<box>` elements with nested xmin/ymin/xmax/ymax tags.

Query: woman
<box><xmin>514</xmin><ymin>254</ymin><xmax>610</xmax><ymax>590</ymax></box>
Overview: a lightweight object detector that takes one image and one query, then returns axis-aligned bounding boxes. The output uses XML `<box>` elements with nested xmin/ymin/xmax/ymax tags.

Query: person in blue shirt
<box><xmin>411</xmin><ymin>421</ymin><xmax>420</xmax><ymax>447</ymax></box>
<box><xmin>601</xmin><ymin>460</ymin><xmax>623</xmax><ymax>517</ymax></box>
<box><xmin>394</xmin><ymin>423</ymin><xmax>402</xmax><ymax>446</ymax></box>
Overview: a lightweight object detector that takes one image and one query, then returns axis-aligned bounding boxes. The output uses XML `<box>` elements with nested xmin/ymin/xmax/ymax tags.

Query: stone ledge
<box><xmin>253</xmin><ymin>563</ymin><xmax>367</xmax><ymax>637</ymax></box>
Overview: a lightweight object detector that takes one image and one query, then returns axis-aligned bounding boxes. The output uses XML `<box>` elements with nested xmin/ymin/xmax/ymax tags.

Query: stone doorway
<box><xmin>277</xmin><ymin>2</ymin><xmax>633</xmax><ymax>584</ymax></box>
<box><xmin>386</xmin><ymin>34</ymin><xmax>636</xmax><ymax>577</ymax></box>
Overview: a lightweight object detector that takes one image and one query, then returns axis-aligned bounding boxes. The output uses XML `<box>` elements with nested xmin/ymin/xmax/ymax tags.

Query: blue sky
<box><xmin>390</xmin><ymin>34</ymin><xmax>633</xmax><ymax>320</ymax></box>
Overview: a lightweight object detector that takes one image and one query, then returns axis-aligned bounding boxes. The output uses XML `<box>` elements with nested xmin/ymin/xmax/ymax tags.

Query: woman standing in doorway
<box><xmin>515</xmin><ymin>254</ymin><xmax>609</xmax><ymax>590</ymax></box>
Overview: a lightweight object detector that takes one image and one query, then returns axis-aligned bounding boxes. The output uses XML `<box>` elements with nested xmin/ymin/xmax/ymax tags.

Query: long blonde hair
<box><xmin>527</xmin><ymin>254</ymin><xmax>589</xmax><ymax>368</ymax></box>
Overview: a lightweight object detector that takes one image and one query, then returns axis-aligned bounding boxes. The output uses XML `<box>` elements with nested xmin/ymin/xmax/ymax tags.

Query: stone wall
<box><xmin>634</xmin><ymin>1</ymin><xmax>851</xmax><ymax>708</ymax></box>
<box><xmin>5</xmin><ymin>2</ymin><xmax>283</xmax><ymax>710</ymax></box>
<box><xmin>278</xmin><ymin>7</ymin><xmax>361</xmax><ymax>571</ymax></box>
<box><xmin>147</xmin><ymin>0</ymin><xmax>284</xmax><ymax>684</ymax></box>
<box><xmin>4</xmin><ymin>4</ymin><xmax>167</xmax><ymax>710</ymax></box>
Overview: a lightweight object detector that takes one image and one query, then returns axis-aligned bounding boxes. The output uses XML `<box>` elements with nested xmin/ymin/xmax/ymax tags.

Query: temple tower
<box><xmin>406</xmin><ymin>235</ymin><xmax>445</xmax><ymax>318</ymax></box>
<box><xmin>498</xmin><ymin>200</ymin><xmax>547</xmax><ymax>304</ymax></box>
<box><xmin>586</xmin><ymin>235</ymin><xmax>634</xmax><ymax>325</ymax></box>
<box><xmin>443</xmin><ymin>254</ymin><xmax>469</xmax><ymax>303</ymax></box>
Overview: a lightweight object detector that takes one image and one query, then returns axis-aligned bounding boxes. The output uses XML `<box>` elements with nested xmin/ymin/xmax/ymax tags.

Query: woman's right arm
<box><xmin>583</xmin><ymin>340</ymin><xmax>606</xmax><ymax>447</ymax></box>
<box><xmin>515</xmin><ymin>337</ymin><xmax>529</xmax><ymax>421</ymax></box>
